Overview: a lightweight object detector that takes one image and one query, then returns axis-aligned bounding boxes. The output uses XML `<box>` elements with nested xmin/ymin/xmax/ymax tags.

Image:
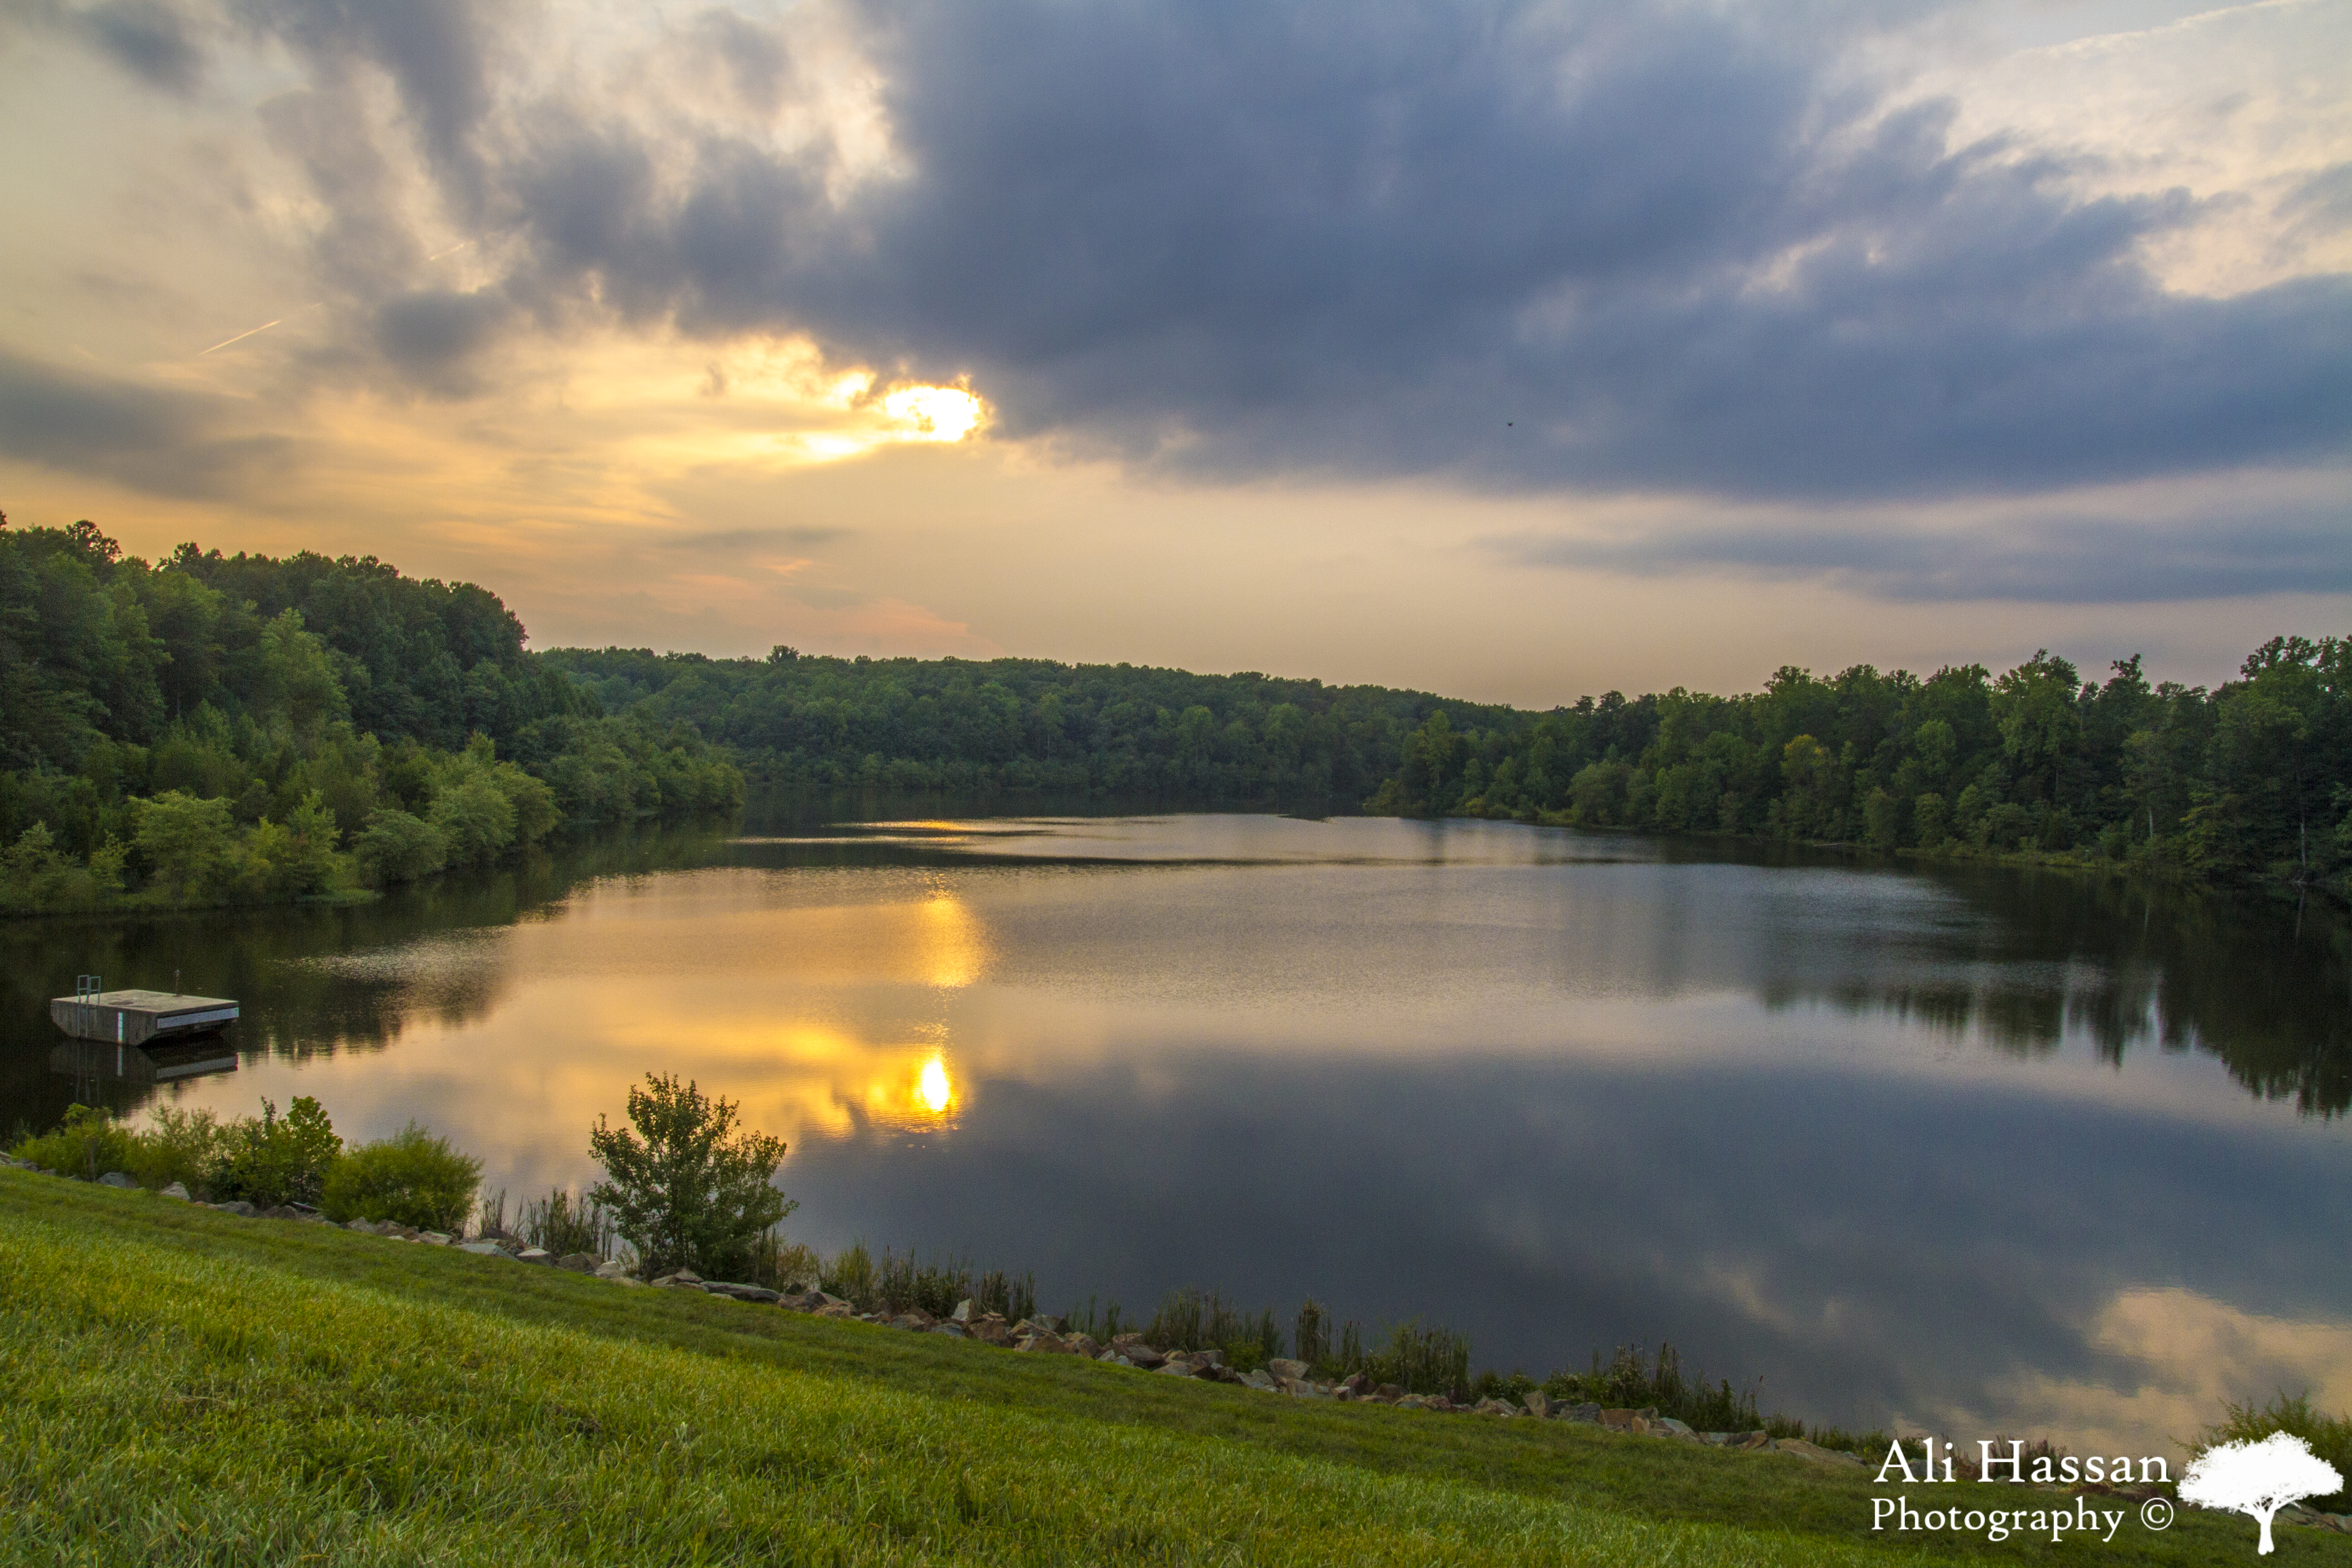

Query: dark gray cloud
<box><xmin>4</xmin><ymin>0</ymin><xmax>210</xmax><ymax>92</ymax></box>
<box><xmin>437</xmin><ymin>0</ymin><xmax>2349</xmax><ymax>504</ymax></box>
<box><xmin>1499</xmin><ymin>496</ymin><xmax>2352</xmax><ymax>602</ymax></box>
<box><xmin>38</xmin><ymin>0</ymin><xmax>2351</xmax><ymax>584</ymax></box>
<box><xmin>371</xmin><ymin>287</ymin><xmax>509</xmax><ymax>395</ymax></box>
<box><xmin>0</xmin><ymin>350</ymin><xmax>292</xmax><ymax>500</ymax></box>
<box><xmin>77</xmin><ymin>0</ymin><xmax>206</xmax><ymax>90</ymax></box>
<box><xmin>235</xmin><ymin>0</ymin><xmax>510</xmax><ymax>216</ymax></box>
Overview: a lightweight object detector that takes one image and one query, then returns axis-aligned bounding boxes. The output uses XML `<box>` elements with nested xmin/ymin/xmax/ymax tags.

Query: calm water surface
<box><xmin>6</xmin><ymin>811</ymin><xmax>2348</xmax><ymax>1458</ymax></box>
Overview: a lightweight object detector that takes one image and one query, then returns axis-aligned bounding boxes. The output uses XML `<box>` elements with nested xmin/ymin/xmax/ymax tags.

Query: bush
<box><xmin>127</xmin><ymin>1106</ymin><xmax>244</xmax><ymax>1196</ymax></box>
<box><xmin>214</xmin><ymin>1096</ymin><xmax>341</xmax><ymax>1208</ymax></box>
<box><xmin>1066</xmin><ymin>1295</ymin><xmax>1129</xmax><ymax>1343</ymax></box>
<box><xmin>588</xmin><ymin>1073</ymin><xmax>795</xmax><ymax>1279</ymax></box>
<box><xmin>10</xmin><ymin>1104</ymin><xmax>137</xmax><ymax>1180</ymax></box>
<box><xmin>321</xmin><ymin>1122</ymin><xmax>480</xmax><ymax>1231</ymax></box>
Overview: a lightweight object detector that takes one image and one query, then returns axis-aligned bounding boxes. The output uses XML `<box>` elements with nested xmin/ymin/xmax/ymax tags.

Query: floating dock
<box><xmin>49</xmin><ymin>989</ymin><xmax>239</xmax><ymax>1047</ymax></box>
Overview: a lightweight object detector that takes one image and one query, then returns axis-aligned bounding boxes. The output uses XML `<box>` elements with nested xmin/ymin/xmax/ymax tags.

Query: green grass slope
<box><xmin>0</xmin><ymin>1173</ymin><xmax>2321</xmax><ymax>1566</ymax></box>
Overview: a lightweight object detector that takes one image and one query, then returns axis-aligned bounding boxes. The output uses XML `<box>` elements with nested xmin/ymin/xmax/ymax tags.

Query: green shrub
<box><xmin>320</xmin><ymin>1122</ymin><xmax>480</xmax><ymax>1230</ymax></box>
<box><xmin>127</xmin><ymin>1106</ymin><xmax>245</xmax><ymax>1196</ymax></box>
<box><xmin>869</xmin><ymin>1249</ymin><xmax>980</xmax><ymax>1317</ymax></box>
<box><xmin>215</xmin><ymin>1096</ymin><xmax>342</xmax><ymax>1208</ymax></box>
<box><xmin>10</xmin><ymin>1104</ymin><xmax>137</xmax><ymax>1180</ymax></box>
<box><xmin>2199</xmin><ymin>1393</ymin><xmax>2352</xmax><ymax>1512</ymax></box>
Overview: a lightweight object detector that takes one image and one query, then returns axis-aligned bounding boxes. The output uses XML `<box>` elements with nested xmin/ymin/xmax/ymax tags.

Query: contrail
<box><xmin>198</xmin><ymin>317</ymin><xmax>286</xmax><ymax>355</ymax></box>
<box><xmin>196</xmin><ymin>240</ymin><xmax>469</xmax><ymax>356</ymax></box>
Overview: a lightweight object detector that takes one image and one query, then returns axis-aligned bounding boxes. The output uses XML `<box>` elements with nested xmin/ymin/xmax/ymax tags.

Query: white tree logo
<box><xmin>2180</xmin><ymin>1432</ymin><xmax>2344</xmax><ymax>1555</ymax></box>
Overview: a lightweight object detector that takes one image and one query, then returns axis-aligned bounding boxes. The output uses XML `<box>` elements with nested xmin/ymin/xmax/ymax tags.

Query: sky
<box><xmin>0</xmin><ymin>0</ymin><xmax>2345</xmax><ymax>707</ymax></box>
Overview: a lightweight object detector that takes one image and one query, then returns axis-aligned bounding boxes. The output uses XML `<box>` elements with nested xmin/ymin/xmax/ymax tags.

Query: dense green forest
<box><xmin>5</xmin><ymin>513</ymin><xmax>2341</xmax><ymax>913</ymax></box>
<box><xmin>541</xmin><ymin>646</ymin><xmax>1519</xmax><ymax>803</ymax></box>
<box><xmin>1366</xmin><ymin>642</ymin><xmax>2347</xmax><ymax>896</ymax></box>
<box><xmin>0</xmin><ymin>518</ymin><xmax>740</xmax><ymax>912</ymax></box>
<box><xmin>556</xmin><ymin>637</ymin><xmax>2347</xmax><ymax>900</ymax></box>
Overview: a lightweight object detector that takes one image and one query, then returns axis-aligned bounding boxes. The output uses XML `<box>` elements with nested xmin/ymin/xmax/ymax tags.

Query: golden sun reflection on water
<box><xmin>916</xmin><ymin>1056</ymin><xmax>956</xmax><ymax>1115</ymax></box>
<box><xmin>176</xmin><ymin>876</ymin><xmax>1002</xmax><ymax>1165</ymax></box>
<box><xmin>920</xmin><ymin>892</ymin><xmax>983</xmax><ymax>990</ymax></box>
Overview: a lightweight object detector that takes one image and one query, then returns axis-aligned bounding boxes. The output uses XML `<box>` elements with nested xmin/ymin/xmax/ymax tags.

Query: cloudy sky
<box><xmin>1</xmin><ymin>0</ymin><xmax>2344</xmax><ymax>704</ymax></box>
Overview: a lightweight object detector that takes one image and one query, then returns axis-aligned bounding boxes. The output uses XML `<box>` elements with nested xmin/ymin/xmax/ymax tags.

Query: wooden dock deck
<box><xmin>49</xmin><ymin>989</ymin><xmax>240</xmax><ymax>1047</ymax></box>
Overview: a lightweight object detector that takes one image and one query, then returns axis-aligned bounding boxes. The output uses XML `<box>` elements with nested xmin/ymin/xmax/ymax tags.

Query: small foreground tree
<box><xmin>588</xmin><ymin>1073</ymin><xmax>794</xmax><ymax>1279</ymax></box>
<box><xmin>2181</xmin><ymin>1431</ymin><xmax>2345</xmax><ymax>1555</ymax></box>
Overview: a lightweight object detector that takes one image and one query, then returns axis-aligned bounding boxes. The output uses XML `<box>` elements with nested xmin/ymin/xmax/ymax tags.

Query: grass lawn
<box><xmin>0</xmin><ymin>1171</ymin><xmax>2325</xmax><ymax>1565</ymax></box>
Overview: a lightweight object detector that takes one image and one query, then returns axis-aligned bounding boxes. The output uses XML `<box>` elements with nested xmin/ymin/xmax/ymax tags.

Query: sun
<box><xmin>881</xmin><ymin>385</ymin><xmax>985</xmax><ymax>442</ymax></box>
<box><xmin>916</xmin><ymin>1056</ymin><xmax>955</xmax><ymax>1114</ymax></box>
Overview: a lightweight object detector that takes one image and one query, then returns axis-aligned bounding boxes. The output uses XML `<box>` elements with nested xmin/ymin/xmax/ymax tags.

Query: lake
<box><xmin>6</xmin><ymin>808</ymin><xmax>2348</xmax><ymax>1459</ymax></box>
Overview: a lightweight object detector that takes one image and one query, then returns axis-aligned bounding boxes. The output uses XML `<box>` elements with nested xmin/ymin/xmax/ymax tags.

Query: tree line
<box><xmin>1367</xmin><ymin>642</ymin><xmax>2346</xmax><ymax>897</ymax></box>
<box><xmin>539</xmin><ymin>644</ymin><xmax>1518</xmax><ymax>804</ymax></box>
<box><xmin>552</xmin><ymin>636</ymin><xmax>2345</xmax><ymax>899</ymax></box>
<box><xmin>7</xmin><ymin>510</ymin><xmax>2338</xmax><ymax>908</ymax></box>
<box><xmin>0</xmin><ymin>517</ymin><xmax>741</xmax><ymax>912</ymax></box>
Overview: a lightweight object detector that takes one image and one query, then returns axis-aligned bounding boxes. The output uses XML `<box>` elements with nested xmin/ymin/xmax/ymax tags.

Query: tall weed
<box><xmin>516</xmin><ymin>1186</ymin><xmax>613</xmax><ymax>1258</ymax></box>
<box><xmin>1145</xmin><ymin>1288</ymin><xmax>1282</xmax><ymax>1371</ymax></box>
<box><xmin>1542</xmin><ymin>1343</ymin><xmax>1765</xmax><ymax>1432</ymax></box>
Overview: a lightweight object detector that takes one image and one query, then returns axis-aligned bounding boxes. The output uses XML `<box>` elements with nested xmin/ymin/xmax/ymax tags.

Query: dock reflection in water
<box><xmin>51</xmin><ymin>1035</ymin><xmax>239</xmax><ymax>1100</ymax></box>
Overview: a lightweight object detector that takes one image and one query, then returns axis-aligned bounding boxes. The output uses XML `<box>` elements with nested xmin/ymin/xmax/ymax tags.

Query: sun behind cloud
<box><xmin>882</xmin><ymin>385</ymin><xmax>986</xmax><ymax>443</ymax></box>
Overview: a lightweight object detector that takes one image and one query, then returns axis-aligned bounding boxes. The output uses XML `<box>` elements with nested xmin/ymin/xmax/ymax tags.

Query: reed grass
<box><xmin>1146</xmin><ymin>1287</ymin><xmax>1283</xmax><ymax>1371</ymax></box>
<box><xmin>518</xmin><ymin>1187</ymin><xmax>619</xmax><ymax>1259</ymax></box>
<box><xmin>1065</xmin><ymin>1294</ymin><xmax>1128</xmax><ymax>1342</ymax></box>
